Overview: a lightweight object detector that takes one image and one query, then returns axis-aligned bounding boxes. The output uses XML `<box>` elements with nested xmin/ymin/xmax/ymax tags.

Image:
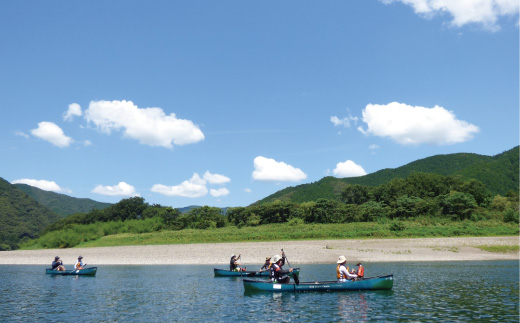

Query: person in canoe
<box><xmin>336</xmin><ymin>256</ymin><xmax>358</xmax><ymax>282</ymax></box>
<box><xmin>74</xmin><ymin>256</ymin><xmax>85</xmax><ymax>270</ymax></box>
<box><xmin>259</xmin><ymin>256</ymin><xmax>271</xmax><ymax>273</ymax></box>
<box><xmin>270</xmin><ymin>254</ymin><xmax>293</xmax><ymax>283</ymax></box>
<box><xmin>354</xmin><ymin>262</ymin><xmax>364</xmax><ymax>279</ymax></box>
<box><xmin>51</xmin><ymin>256</ymin><xmax>66</xmax><ymax>271</ymax></box>
<box><xmin>230</xmin><ymin>254</ymin><xmax>246</xmax><ymax>272</ymax></box>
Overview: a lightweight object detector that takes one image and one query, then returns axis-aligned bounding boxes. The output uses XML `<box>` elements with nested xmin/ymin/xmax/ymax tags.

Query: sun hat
<box><xmin>231</xmin><ymin>254</ymin><xmax>235</xmax><ymax>258</ymax></box>
<box><xmin>272</xmin><ymin>255</ymin><xmax>282</xmax><ymax>263</ymax></box>
<box><xmin>337</xmin><ymin>256</ymin><xmax>347</xmax><ymax>264</ymax></box>
<box><xmin>266</xmin><ymin>256</ymin><xmax>271</xmax><ymax>260</ymax></box>
<box><xmin>78</xmin><ymin>256</ymin><xmax>83</xmax><ymax>259</ymax></box>
<box><xmin>55</xmin><ymin>256</ymin><xmax>60</xmax><ymax>260</ymax></box>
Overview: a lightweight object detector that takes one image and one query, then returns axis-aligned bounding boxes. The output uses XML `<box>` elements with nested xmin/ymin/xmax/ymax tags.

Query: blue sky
<box><xmin>1</xmin><ymin>1</ymin><xmax>518</xmax><ymax>208</ymax></box>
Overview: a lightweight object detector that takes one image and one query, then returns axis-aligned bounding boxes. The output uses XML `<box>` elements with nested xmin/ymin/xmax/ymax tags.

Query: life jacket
<box><xmin>271</xmin><ymin>263</ymin><xmax>284</xmax><ymax>281</ymax></box>
<box><xmin>336</xmin><ymin>264</ymin><xmax>349</xmax><ymax>279</ymax></box>
<box><xmin>357</xmin><ymin>265</ymin><xmax>364</xmax><ymax>277</ymax></box>
<box><xmin>230</xmin><ymin>257</ymin><xmax>237</xmax><ymax>271</ymax></box>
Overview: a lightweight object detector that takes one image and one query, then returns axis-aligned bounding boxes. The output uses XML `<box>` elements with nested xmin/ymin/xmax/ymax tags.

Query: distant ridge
<box><xmin>0</xmin><ymin>177</ymin><xmax>60</xmax><ymax>250</ymax></box>
<box><xmin>254</xmin><ymin>146</ymin><xmax>519</xmax><ymax>205</ymax></box>
<box><xmin>14</xmin><ymin>183</ymin><xmax>112</xmax><ymax>217</ymax></box>
<box><xmin>178</xmin><ymin>205</ymin><xmax>229</xmax><ymax>214</ymax></box>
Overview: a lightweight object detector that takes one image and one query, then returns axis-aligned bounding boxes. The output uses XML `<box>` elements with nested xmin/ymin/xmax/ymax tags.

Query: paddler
<box><xmin>270</xmin><ymin>254</ymin><xmax>293</xmax><ymax>283</ymax></box>
<box><xmin>336</xmin><ymin>256</ymin><xmax>358</xmax><ymax>282</ymax></box>
<box><xmin>230</xmin><ymin>254</ymin><xmax>246</xmax><ymax>272</ymax></box>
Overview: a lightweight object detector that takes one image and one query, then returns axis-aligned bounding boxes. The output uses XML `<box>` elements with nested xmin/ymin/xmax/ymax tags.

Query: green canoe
<box><xmin>46</xmin><ymin>267</ymin><xmax>97</xmax><ymax>276</ymax></box>
<box><xmin>243</xmin><ymin>274</ymin><xmax>393</xmax><ymax>292</ymax></box>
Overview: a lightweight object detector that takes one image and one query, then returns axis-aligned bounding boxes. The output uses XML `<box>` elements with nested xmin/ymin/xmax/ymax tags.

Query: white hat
<box><xmin>272</xmin><ymin>255</ymin><xmax>282</xmax><ymax>263</ymax></box>
<box><xmin>231</xmin><ymin>254</ymin><xmax>235</xmax><ymax>258</ymax></box>
<box><xmin>337</xmin><ymin>256</ymin><xmax>347</xmax><ymax>264</ymax></box>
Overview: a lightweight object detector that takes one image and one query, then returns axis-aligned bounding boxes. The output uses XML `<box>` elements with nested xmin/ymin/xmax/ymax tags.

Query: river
<box><xmin>0</xmin><ymin>261</ymin><xmax>518</xmax><ymax>322</ymax></box>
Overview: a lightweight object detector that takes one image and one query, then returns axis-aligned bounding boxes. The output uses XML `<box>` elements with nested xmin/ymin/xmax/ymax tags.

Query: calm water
<box><xmin>0</xmin><ymin>261</ymin><xmax>518</xmax><ymax>322</ymax></box>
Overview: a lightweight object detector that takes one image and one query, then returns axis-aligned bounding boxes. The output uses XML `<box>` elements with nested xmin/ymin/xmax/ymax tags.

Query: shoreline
<box><xmin>0</xmin><ymin>236</ymin><xmax>518</xmax><ymax>266</ymax></box>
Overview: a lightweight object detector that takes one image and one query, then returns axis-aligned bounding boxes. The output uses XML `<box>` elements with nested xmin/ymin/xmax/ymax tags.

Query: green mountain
<box><xmin>14</xmin><ymin>183</ymin><xmax>111</xmax><ymax>217</ymax></box>
<box><xmin>0</xmin><ymin>177</ymin><xmax>61</xmax><ymax>250</ymax></box>
<box><xmin>254</xmin><ymin>146</ymin><xmax>519</xmax><ymax>205</ymax></box>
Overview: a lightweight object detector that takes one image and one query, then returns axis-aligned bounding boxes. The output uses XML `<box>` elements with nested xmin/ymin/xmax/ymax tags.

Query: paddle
<box><xmin>281</xmin><ymin>249</ymin><xmax>299</xmax><ymax>285</ymax></box>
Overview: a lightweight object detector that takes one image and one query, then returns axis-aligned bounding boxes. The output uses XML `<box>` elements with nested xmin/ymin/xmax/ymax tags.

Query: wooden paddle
<box><xmin>281</xmin><ymin>249</ymin><xmax>299</xmax><ymax>285</ymax></box>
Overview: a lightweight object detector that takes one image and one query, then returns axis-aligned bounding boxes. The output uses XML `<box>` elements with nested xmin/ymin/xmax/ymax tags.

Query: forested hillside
<box><xmin>0</xmin><ymin>178</ymin><xmax>61</xmax><ymax>250</ymax></box>
<box><xmin>14</xmin><ymin>183</ymin><xmax>111</xmax><ymax>217</ymax></box>
<box><xmin>255</xmin><ymin>146</ymin><xmax>519</xmax><ymax>205</ymax></box>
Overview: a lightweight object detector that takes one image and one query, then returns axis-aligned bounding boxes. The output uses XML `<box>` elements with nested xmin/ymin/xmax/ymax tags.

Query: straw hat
<box><xmin>337</xmin><ymin>256</ymin><xmax>347</xmax><ymax>264</ymax></box>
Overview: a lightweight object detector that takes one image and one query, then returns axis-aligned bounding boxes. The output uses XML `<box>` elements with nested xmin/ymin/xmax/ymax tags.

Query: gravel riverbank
<box><xmin>0</xmin><ymin>236</ymin><xmax>518</xmax><ymax>266</ymax></box>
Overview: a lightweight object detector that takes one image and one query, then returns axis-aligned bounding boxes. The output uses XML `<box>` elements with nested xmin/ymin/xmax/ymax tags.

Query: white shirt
<box><xmin>338</xmin><ymin>264</ymin><xmax>357</xmax><ymax>282</ymax></box>
<box><xmin>74</xmin><ymin>260</ymin><xmax>84</xmax><ymax>269</ymax></box>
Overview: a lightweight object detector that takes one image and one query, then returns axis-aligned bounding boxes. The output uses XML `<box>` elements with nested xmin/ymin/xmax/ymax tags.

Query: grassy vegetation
<box><xmin>20</xmin><ymin>219</ymin><xmax>518</xmax><ymax>249</ymax></box>
<box><xmin>475</xmin><ymin>244</ymin><xmax>519</xmax><ymax>254</ymax></box>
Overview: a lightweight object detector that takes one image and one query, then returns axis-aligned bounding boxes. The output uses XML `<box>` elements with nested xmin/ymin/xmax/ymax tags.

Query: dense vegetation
<box><xmin>22</xmin><ymin>172</ymin><xmax>519</xmax><ymax>250</ymax></box>
<box><xmin>14</xmin><ymin>183</ymin><xmax>111</xmax><ymax>217</ymax></box>
<box><xmin>0</xmin><ymin>178</ymin><xmax>61</xmax><ymax>250</ymax></box>
<box><xmin>255</xmin><ymin>146</ymin><xmax>519</xmax><ymax>204</ymax></box>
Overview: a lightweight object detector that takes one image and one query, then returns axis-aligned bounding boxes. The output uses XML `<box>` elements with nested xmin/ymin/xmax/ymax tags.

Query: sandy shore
<box><xmin>0</xmin><ymin>236</ymin><xmax>518</xmax><ymax>266</ymax></box>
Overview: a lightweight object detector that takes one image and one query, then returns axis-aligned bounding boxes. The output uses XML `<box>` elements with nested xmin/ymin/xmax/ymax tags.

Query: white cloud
<box><xmin>252</xmin><ymin>156</ymin><xmax>307</xmax><ymax>182</ymax></box>
<box><xmin>91</xmin><ymin>182</ymin><xmax>139</xmax><ymax>196</ymax></box>
<box><xmin>12</xmin><ymin>178</ymin><xmax>69</xmax><ymax>193</ymax></box>
<box><xmin>210</xmin><ymin>187</ymin><xmax>230</xmax><ymax>197</ymax></box>
<box><xmin>333</xmin><ymin>160</ymin><xmax>368</xmax><ymax>178</ymax></box>
<box><xmin>64</xmin><ymin>103</ymin><xmax>82</xmax><ymax>121</ymax></box>
<box><xmin>357</xmin><ymin>102</ymin><xmax>479</xmax><ymax>145</ymax></box>
<box><xmin>151</xmin><ymin>173</ymin><xmax>208</xmax><ymax>198</ymax></box>
<box><xmin>203</xmin><ymin>171</ymin><xmax>231</xmax><ymax>185</ymax></box>
<box><xmin>330</xmin><ymin>113</ymin><xmax>358</xmax><ymax>128</ymax></box>
<box><xmin>14</xmin><ymin>131</ymin><xmax>29</xmax><ymax>138</ymax></box>
<box><xmin>85</xmin><ymin>100</ymin><xmax>204</xmax><ymax>148</ymax></box>
<box><xmin>381</xmin><ymin>0</ymin><xmax>519</xmax><ymax>31</ymax></box>
<box><xmin>244</xmin><ymin>188</ymin><xmax>252</xmax><ymax>193</ymax></box>
<box><xmin>31</xmin><ymin>121</ymin><xmax>73</xmax><ymax>148</ymax></box>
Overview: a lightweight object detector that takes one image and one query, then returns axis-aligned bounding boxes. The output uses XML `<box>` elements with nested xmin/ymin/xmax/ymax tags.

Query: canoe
<box><xmin>214</xmin><ymin>267</ymin><xmax>300</xmax><ymax>278</ymax></box>
<box><xmin>243</xmin><ymin>274</ymin><xmax>393</xmax><ymax>292</ymax></box>
<box><xmin>45</xmin><ymin>267</ymin><xmax>97</xmax><ymax>276</ymax></box>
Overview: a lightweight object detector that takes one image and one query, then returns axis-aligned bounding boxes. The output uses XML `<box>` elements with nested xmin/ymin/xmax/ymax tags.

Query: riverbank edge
<box><xmin>0</xmin><ymin>236</ymin><xmax>518</xmax><ymax>265</ymax></box>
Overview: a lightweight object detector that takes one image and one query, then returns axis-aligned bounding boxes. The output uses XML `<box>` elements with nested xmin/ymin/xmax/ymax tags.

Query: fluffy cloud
<box><xmin>64</xmin><ymin>103</ymin><xmax>82</xmax><ymax>121</ymax></box>
<box><xmin>357</xmin><ymin>102</ymin><xmax>479</xmax><ymax>145</ymax></box>
<box><xmin>85</xmin><ymin>100</ymin><xmax>204</xmax><ymax>148</ymax></box>
<box><xmin>151</xmin><ymin>173</ymin><xmax>208</xmax><ymax>198</ymax></box>
<box><xmin>11</xmin><ymin>178</ymin><xmax>68</xmax><ymax>193</ymax></box>
<box><xmin>31</xmin><ymin>121</ymin><xmax>73</xmax><ymax>148</ymax></box>
<box><xmin>203</xmin><ymin>171</ymin><xmax>231</xmax><ymax>185</ymax></box>
<box><xmin>91</xmin><ymin>182</ymin><xmax>139</xmax><ymax>196</ymax></box>
<box><xmin>381</xmin><ymin>0</ymin><xmax>519</xmax><ymax>31</ymax></box>
<box><xmin>210</xmin><ymin>188</ymin><xmax>230</xmax><ymax>197</ymax></box>
<box><xmin>252</xmin><ymin>156</ymin><xmax>307</xmax><ymax>182</ymax></box>
<box><xmin>333</xmin><ymin>160</ymin><xmax>368</xmax><ymax>178</ymax></box>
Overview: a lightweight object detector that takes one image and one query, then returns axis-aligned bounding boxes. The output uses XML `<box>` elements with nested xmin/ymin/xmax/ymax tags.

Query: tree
<box><xmin>341</xmin><ymin>184</ymin><xmax>370</xmax><ymax>205</ymax></box>
<box><xmin>440</xmin><ymin>192</ymin><xmax>477</xmax><ymax>220</ymax></box>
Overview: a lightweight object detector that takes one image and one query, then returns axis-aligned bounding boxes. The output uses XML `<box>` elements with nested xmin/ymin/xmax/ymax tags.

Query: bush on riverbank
<box><xmin>21</xmin><ymin>219</ymin><xmax>518</xmax><ymax>249</ymax></box>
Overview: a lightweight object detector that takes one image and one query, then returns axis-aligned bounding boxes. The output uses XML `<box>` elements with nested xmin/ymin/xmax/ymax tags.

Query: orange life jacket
<box><xmin>336</xmin><ymin>264</ymin><xmax>349</xmax><ymax>279</ymax></box>
<box><xmin>357</xmin><ymin>265</ymin><xmax>364</xmax><ymax>277</ymax></box>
